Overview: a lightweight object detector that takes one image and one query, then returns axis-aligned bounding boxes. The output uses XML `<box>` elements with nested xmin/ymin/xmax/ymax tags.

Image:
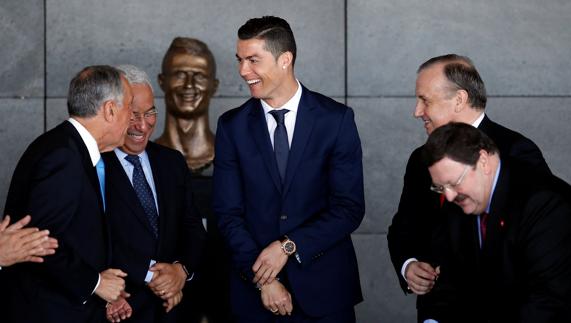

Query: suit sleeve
<box><xmin>213</xmin><ymin>118</ymin><xmax>261</xmax><ymax>281</ymax></box>
<box><xmin>387</xmin><ymin>147</ymin><xmax>442</xmax><ymax>292</ymax></box>
<box><xmin>20</xmin><ymin>147</ymin><xmax>99</xmax><ymax>303</ymax></box>
<box><xmin>519</xmin><ymin>191</ymin><xmax>571</xmax><ymax>322</ymax></box>
<box><xmin>286</xmin><ymin>108</ymin><xmax>365</xmax><ymax>266</ymax></box>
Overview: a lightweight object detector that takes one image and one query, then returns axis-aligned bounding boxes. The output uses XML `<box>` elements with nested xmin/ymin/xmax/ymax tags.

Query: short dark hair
<box><xmin>238</xmin><ymin>16</ymin><xmax>297</xmax><ymax>65</ymax></box>
<box><xmin>67</xmin><ymin>65</ymin><xmax>124</xmax><ymax>118</ymax></box>
<box><xmin>161</xmin><ymin>37</ymin><xmax>217</xmax><ymax>78</ymax></box>
<box><xmin>418</xmin><ymin>54</ymin><xmax>487</xmax><ymax>110</ymax></box>
<box><xmin>422</xmin><ymin>122</ymin><xmax>499</xmax><ymax>167</ymax></box>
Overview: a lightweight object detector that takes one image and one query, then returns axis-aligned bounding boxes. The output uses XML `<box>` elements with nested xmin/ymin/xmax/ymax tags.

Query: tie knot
<box><xmin>269</xmin><ymin>109</ymin><xmax>289</xmax><ymax>125</ymax></box>
<box><xmin>96</xmin><ymin>158</ymin><xmax>105</xmax><ymax>170</ymax></box>
<box><xmin>125</xmin><ymin>154</ymin><xmax>141</xmax><ymax>167</ymax></box>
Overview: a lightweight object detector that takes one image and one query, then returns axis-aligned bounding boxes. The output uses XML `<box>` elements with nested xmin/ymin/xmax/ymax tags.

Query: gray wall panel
<box><xmin>0</xmin><ymin>99</ymin><xmax>44</xmax><ymax>212</ymax></box>
<box><xmin>354</xmin><ymin>233</ymin><xmax>416</xmax><ymax>322</ymax></box>
<box><xmin>46</xmin><ymin>0</ymin><xmax>345</xmax><ymax>98</ymax></box>
<box><xmin>348</xmin><ymin>0</ymin><xmax>571</xmax><ymax>96</ymax></box>
<box><xmin>0</xmin><ymin>0</ymin><xmax>44</xmax><ymax>97</ymax></box>
<box><xmin>486</xmin><ymin>97</ymin><xmax>571</xmax><ymax>182</ymax></box>
<box><xmin>351</xmin><ymin>98</ymin><xmax>426</xmax><ymax>234</ymax></box>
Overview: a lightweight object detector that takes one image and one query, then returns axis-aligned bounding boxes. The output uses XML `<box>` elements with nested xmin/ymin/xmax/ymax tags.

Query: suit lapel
<box><xmin>146</xmin><ymin>143</ymin><xmax>167</xmax><ymax>244</ymax></box>
<box><xmin>105</xmin><ymin>151</ymin><xmax>158</xmax><ymax>237</ymax></box>
<box><xmin>283</xmin><ymin>87</ymin><xmax>316</xmax><ymax>196</ymax></box>
<box><xmin>248</xmin><ymin>100</ymin><xmax>283</xmax><ymax>193</ymax></box>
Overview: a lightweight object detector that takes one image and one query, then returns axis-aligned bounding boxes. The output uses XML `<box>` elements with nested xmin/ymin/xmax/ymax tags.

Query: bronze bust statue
<box><xmin>156</xmin><ymin>37</ymin><xmax>219</xmax><ymax>173</ymax></box>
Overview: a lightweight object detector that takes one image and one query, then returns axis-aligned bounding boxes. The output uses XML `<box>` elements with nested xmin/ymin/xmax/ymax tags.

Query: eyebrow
<box><xmin>236</xmin><ymin>54</ymin><xmax>258</xmax><ymax>60</ymax></box>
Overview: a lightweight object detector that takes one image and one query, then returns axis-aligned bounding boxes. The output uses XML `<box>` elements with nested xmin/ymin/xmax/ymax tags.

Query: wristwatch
<box><xmin>280</xmin><ymin>236</ymin><xmax>297</xmax><ymax>256</ymax></box>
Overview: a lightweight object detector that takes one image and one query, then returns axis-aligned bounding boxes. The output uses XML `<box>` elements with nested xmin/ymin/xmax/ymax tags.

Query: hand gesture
<box><xmin>252</xmin><ymin>240</ymin><xmax>288</xmax><ymax>285</ymax></box>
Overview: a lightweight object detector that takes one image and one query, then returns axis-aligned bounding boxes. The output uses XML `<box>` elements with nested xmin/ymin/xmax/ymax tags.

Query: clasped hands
<box><xmin>105</xmin><ymin>262</ymin><xmax>187</xmax><ymax>322</ymax></box>
<box><xmin>405</xmin><ymin>261</ymin><xmax>440</xmax><ymax>295</ymax></box>
<box><xmin>0</xmin><ymin>215</ymin><xmax>58</xmax><ymax>267</ymax></box>
<box><xmin>252</xmin><ymin>240</ymin><xmax>292</xmax><ymax>316</ymax></box>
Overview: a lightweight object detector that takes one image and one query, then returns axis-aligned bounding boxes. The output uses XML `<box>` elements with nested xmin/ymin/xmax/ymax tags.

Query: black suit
<box><xmin>103</xmin><ymin>141</ymin><xmax>206</xmax><ymax>323</ymax></box>
<box><xmin>3</xmin><ymin>121</ymin><xmax>109</xmax><ymax>323</ymax></box>
<box><xmin>387</xmin><ymin>115</ymin><xmax>551</xmax><ymax>320</ymax></box>
<box><xmin>431</xmin><ymin>160</ymin><xmax>571</xmax><ymax>323</ymax></box>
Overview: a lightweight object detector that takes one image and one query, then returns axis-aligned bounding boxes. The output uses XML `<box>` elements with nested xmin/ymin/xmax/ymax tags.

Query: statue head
<box><xmin>158</xmin><ymin>37</ymin><xmax>219</xmax><ymax>119</ymax></box>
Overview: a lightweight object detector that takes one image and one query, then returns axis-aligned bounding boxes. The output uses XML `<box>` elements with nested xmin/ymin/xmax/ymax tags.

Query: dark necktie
<box><xmin>125</xmin><ymin>154</ymin><xmax>159</xmax><ymax>238</ymax></box>
<box><xmin>480</xmin><ymin>212</ymin><xmax>489</xmax><ymax>244</ymax></box>
<box><xmin>269</xmin><ymin>109</ymin><xmax>290</xmax><ymax>183</ymax></box>
<box><xmin>95</xmin><ymin>158</ymin><xmax>106</xmax><ymax>211</ymax></box>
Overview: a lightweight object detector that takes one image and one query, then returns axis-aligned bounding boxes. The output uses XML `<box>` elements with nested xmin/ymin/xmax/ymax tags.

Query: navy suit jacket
<box><xmin>213</xmin><ymin>86</ymin><xmax>365</xmax><ymax>318</ymax></box>
<box><xmin>3</xmin><ymin>121</ymin><xmax>109</xmax><ymax>323</ymax></box>
<box><xmin>103</xmin><ymin>141</ymin><xmax>206</xmax><ymax>323</ymax></box>
<box><xmin>431</xmin><ymin>160</ymin><xmax>571</xmax><ymax>323</ymax></box>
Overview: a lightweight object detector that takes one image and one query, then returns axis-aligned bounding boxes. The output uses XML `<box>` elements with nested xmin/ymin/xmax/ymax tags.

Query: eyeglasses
<box><xmin>130</xmin><ymin>107</ymin><xmax>158</xmax><ymax>122</ymax></box>
<box><xmin>430</xmin><ymin>165</ymin><xmax>470</xmax><ymax>194</ymax></box>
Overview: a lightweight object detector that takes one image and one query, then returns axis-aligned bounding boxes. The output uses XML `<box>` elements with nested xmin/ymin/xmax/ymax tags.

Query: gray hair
<box><xmin>115</xmin><ymin>64</ymin><xmax>154</xmax><ymax>93</ymax></box>
<box><xmin>67</xmin><ymin>65</ymin><xmax>124</xmax><ymax>118</ymax></box>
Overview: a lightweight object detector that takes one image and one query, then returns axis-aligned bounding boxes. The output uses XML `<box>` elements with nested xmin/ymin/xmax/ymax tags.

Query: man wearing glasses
<box><xmin>421</xmin><ymin>123</ymin><xmax>571</xmax><ymax>323</ymax></box>
<box><xmin>387</xmin><ymin>54</ymin><xmax>552</xmax><ymax>323</ymax></box>
<box><xmin>102</xmin><ymin>65</ymin><xmax>206</xmax><ymax>323</ymax></box>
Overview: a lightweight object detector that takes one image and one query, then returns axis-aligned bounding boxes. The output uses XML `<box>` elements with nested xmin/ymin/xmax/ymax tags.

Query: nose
<box><xmin>414</xmin><ymin>100</ymin><xmax>424</xmax><ymax>118</ymax></box>
<box><xmin>238</xmin><ymin>61</ymin><xmax>249</xmax><ymax>78</ymax></box>
<box><xmin>184</xmin><ymin>73</ymin><xmax>196</xmax><ymax>89</ymax></box>
<box><xmin>444</xmin><ymin>189</ymin><xmax>457</xmax><ymax>202</ymax></box>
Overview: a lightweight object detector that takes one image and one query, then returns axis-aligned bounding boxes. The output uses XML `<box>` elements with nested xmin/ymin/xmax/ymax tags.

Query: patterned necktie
<box><xmin>269</xmin><ymin>109</ymin><xmax>290</xmax><ymax>183</ymax></box>
<box><xmin>96</xmin><ymin>158</ymin><xmax>106</xmax><ymax>211</ymax></box>
<box><xmin>125</xmin><ymin>154</ymin><xmax>159</xmax><ymax>238</ymax></box>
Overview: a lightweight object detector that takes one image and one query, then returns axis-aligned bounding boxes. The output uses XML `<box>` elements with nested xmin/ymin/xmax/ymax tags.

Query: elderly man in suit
<box><xmin>102</xmin><ymin>65</ymin><xmax>206</xmax><ymax>323</ymax></box>
<box><xmin>421</xmin><ymin>122</ymin><xmax>571</xmax><ymax>323</ymax></box>
<box><xmin>213</xmin><ymin>16</ymin><xmax>365</xmax><ymax>323</ymax></box>
<box><xmin>386</xmin><ymin>54</ymin><xmax>551</xmax><ymax>322</ymax></box>
<box><xmin>3</xmin><ymin>65</ymin><xmax>132</xmax><ymax>323</ymax></box>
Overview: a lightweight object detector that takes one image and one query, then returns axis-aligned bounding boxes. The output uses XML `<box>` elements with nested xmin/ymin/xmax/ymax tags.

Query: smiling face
<box><xmin>121</xmin><ymin>83</ymin><xmax>156</xmax><ymax>155</ymax></box>
<box><xmin>110</xmin><ymin>75</ymin><xmax>134</xmax><ymax>148</ymax></box>
<box><xmin>428</xmin><ymin>155</ymin><xmax>493</xmax><ymax>215</ymax></box>
<box><xmin>159</xmin><ymin>52</ymin><xmax>218</xmax><ymax>118</ymax></box>
<box><xmin>236</xmin><ymin>38</ymin><xmax>291</xmax><ymax>106</ymax></box>
<box><xmin>414</xmin><ymin>63</ymin><xmax>459</xmax><ymax>134</ymax></box>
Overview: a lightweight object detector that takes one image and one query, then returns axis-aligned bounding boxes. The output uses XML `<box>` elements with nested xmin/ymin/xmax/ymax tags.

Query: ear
<box><xmin>278</xmin><ymin>51</ymin><xmax>293</xmax><ymax>70</ymax></box>
<box><xmin>102</xmin><ymin>100</ymin><xmax>116</xmax><ymax>123</ymax></box>
<box><xmin>158</xmin><ymin>73</ymin><xmax>166</xmax><ymax>92</ymax></box>
<box><xmin>454</xmin><ymin>89</ymin><xmax>469</xmax><ymax>113</ymax></box>
<box><xmin>478</xmin><ymin>149</ymin><xmax>492</xmax><ymax>174</ymax></box>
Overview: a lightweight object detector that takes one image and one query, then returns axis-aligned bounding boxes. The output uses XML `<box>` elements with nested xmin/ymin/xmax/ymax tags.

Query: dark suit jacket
<box><xmin>213</xmin><ymin>86</ymin><xmax>365</xmax><ymax>318</ymax></box>
<box><xmin>387</xmin><ymin>115</ymin><xmax>551</xmax><ymax>319</ymax></box>
<box><xmin>3</xmin><ymin>121</ymin><xmax>109</xmax><ymax>323</ymax></box>
<box><xmin>431</xmin><ymin>160</ymin><xmax>571</xmax><ymax>323</ymax></box>
<box><xmin>103</xmin><ymin>141</ymin><xmax>206</xmax><ymax>323</ymax></box>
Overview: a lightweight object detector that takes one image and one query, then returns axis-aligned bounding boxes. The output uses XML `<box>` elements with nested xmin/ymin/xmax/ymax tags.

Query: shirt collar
<box><xmin>261</xmin><ymin>79</ymin><xmax>302</xmax><ymax>114</ymax></box>
<box><xmin>471</xmin><ymin>112</ymin><xmax>486</xmax><ymax>128</ymax></box>
<box><xmin>67</xmin><ymin>118</ymin><xmax>100</xmax><ymax>166</ymax></box>
<box><xmin>113</xmin><ymin>148</ymin><xmax>149</xmax><ymax>164</ymax></box>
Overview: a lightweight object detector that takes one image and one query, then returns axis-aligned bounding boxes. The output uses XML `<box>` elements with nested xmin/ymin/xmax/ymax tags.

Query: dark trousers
<box><xmin>236</xmin><ymin>307</ymin><xmax>356</xmax><ymax>323</ymax></box>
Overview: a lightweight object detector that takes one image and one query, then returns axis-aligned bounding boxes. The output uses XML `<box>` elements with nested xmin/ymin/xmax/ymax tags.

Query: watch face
<box><xmin>283</xmin><ymin>241</ymin><xmax>295</xmax><ymax>254</ymax></box>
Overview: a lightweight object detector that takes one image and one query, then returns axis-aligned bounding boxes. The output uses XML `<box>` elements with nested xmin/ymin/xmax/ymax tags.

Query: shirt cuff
<box><xmin>145</xmin><ymin>259</ymin><xmax>157</xmax><ymax>283</ymax></box>
<box><xmin>91</xmin><ymin>273</ymin><xmax>101</xmax><ymax>295</ymax></box>
<box><xmin>401</xmin><ymin>258</ymin><xmax>418</xmax><ymax>282</ymax></box>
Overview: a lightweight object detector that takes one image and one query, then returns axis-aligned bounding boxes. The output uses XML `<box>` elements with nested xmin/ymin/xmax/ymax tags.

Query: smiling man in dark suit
<box><xmin>213</xmin><ymin>16</ymin><xmax>365</xmax><ymax>323</ymax></box>
<box><xmin>421</xmin><ymin>122</ymin><xmax>571</xmax><ymax>323</ymax></box>
<box><xmin>386</xmin><ymin>54</ymin><xmax>552</xmax><ymax>322</ymax></box>
<box><xmin>102</xmin><ymin>64</ymin><xmax>206</xmax><ymax>323</ymax></box>
<box><xmin>3</xmin><ymin>65</ymin><xmax>132</xmax><ymax>323</ymax></box>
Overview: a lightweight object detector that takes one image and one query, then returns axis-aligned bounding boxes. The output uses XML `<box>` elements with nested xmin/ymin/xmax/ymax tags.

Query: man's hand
<box><xmin>148</xmin><ymin>262</ymin><xmax>186</xmax><ymax>300</ymax></box>
<box><xmin>163</xmin><ymin>290</ymin><xmax>183</xmax><ymax>313</ymax></box>
<box><xmin>95</xmin><ymin>269</ymin><xmax>128</xmax><ymax>302</ymax></box>
<box><xmin>105</xmin><ymin>296</ymin><xmax>132</xmax><ymax>322</ymax></box>
<box><xmin>252</xmin><ymin>240</ymin><xmax>288</xmax><ymax>285</ymax></box>
<box><xmin>405</xmin><ymin>261</ymin><xmax>439</xmax><ymax>295</ymax></box>
<box><xmin>0</xmin><ymin>215</ymin><xmax>58</xmax><ymax>267</ymax></box>
<box><xmin>260</xmin><ymin>280</ymin><xmax>293</xmax><ymax>316</ymax></box>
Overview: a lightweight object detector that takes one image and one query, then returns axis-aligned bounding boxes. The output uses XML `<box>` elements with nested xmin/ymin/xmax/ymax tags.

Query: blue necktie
<box><xmin>125</xmin><ymin>155</ymin><xmax>159</xmax><ymax>238</ymax></box>
<box><xmin>269</xmin><ymin>109</ymin><xmax>290</xmax><ymax>183</ymax></box>
<box><xmin>96</xmin><ymin>158</ymin><xmax>106</xmax><ymax>211</ymax></box>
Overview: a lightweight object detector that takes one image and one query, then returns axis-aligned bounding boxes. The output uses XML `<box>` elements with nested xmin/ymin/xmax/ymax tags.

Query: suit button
<box><xmin>280</xmin><ymin>214</ymin><xmax>287</xmax><ymax>220</ymax></box>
